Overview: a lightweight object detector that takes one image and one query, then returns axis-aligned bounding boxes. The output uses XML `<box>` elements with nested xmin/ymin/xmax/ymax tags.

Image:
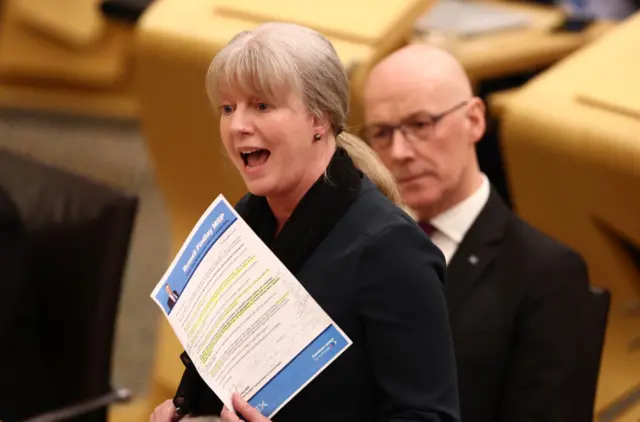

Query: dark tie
<box><xmin>419</xmin><ymin>222</ymin><xmax>436</xmax><ymax>237</ymax></box>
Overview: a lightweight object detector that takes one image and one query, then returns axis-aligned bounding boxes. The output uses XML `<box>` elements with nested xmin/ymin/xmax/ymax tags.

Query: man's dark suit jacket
<box><xmin>446</xmin><ymin>188</ymin><xmax>595</xmax><ymax>422</ymax></box>
<box><xmin>167</xmin><ymin>290</ymin><xmax>179</xmax><ymax>310</ymax></box>
<box><xmin>167</xmin><ymin>296</ymin><xmax>176</xmax><ymax>310</ymax></box>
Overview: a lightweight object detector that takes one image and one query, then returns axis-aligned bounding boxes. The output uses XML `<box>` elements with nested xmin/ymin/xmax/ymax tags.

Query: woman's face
<box><xmin>219</xmin><ymin>88</ymin><xmax>324</xmax><ymax>202</ymax></box>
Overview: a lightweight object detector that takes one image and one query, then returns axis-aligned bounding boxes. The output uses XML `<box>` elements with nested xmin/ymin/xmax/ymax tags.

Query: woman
<box><xmin>151</xmin><ymin>22</ymin><xmax>460</xmax><ymax>422</ymax></box>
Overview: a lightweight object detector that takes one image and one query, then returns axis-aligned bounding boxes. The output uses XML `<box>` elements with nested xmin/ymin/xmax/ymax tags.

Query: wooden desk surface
<box><xmin>411</xmin><ymin>1</ymin><xmax>616</xmax><ymax>82</ymax></box>
<box><xmin>14</xmin><ymin>0</ymin><xmax>104</xmax><ymax>48</ymax></box>
<box><xmin>575</xmin><ymin>19</ymin><xmax>640</xmax><ymax>123</ymax></box>
<box><xmin>0</xmin><ymin>0</ymin><xmax>138</xmax><ymax>119</ymax></box>
<box><xmin>0</xmin><ymin>78</ymin><xmax>139</xmax><ymax>120</ymax></box>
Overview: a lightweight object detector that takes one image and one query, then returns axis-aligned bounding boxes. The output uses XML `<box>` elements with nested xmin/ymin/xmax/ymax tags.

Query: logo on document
<box><xmin>311</xmin><ymin>338</ymin><xmax>337</xmax><ymax>361</ymax></box>
<box><xmin>255</xmin><ymin>400</ymin><xmax>268</xmax><ymax>413</ymax></box>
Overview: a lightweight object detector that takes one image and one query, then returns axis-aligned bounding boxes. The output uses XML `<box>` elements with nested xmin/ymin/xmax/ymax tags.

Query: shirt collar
<box><xmin>430</xmin><ymin>174</ymin><xmax>490</xmax><ymax>244</ymax></box>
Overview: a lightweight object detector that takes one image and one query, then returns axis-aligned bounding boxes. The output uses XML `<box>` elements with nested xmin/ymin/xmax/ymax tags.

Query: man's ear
<box><xmin>467</xmin><ymin>97</ymin><xmax>486</xmax><ymax>144</ymax></box>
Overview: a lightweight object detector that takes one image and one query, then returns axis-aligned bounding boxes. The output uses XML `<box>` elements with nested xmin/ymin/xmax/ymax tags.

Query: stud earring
<box><xmin>313</xmin><ymin>133</ymin><xmax>322</xmax><ymax>141</ymax></box>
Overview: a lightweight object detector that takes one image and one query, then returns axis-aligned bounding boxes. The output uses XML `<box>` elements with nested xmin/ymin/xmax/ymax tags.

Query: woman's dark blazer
<box><xmin>181</xmin><ymin>177</ymin><xmax>461</xmax><ymax>422</ymax></box>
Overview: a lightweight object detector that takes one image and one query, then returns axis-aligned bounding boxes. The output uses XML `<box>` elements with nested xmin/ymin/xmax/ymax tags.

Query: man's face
<box><xmin>364</xmin><ymin>69</ymin><xmax>481</xmax><ymax>214</ymax></box>
<box><xmin>165</xmin><ymin>284</ymin><xmax>172</xmax><ymax>295</ymax></box>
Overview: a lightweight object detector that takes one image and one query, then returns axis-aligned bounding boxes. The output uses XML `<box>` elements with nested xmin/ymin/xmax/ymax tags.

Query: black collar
<box><xmin>237</xmin><ymin>146</ymin><xmax>362</xmax><ymax>275</ymax></box>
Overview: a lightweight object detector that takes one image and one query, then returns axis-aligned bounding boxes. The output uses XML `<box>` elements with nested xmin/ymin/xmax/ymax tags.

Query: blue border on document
<box><xmin>247</xmin><ymin>324</ymin><xmax>349</xmax><ymax>418</ymax></box>
<box><xmin>157</xmin><ymin>200</ymin><xmax>237</xmax><ymax>314</ymax></box>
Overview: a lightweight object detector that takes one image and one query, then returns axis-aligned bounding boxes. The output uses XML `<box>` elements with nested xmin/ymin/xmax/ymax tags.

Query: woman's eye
<box><xmin>221</xmin><ymin>105</ymin><xmax>234</xmax><ymax>114</ymax></box>
<box><xmin>256</xmin><ymin>103</ymin><xmax>270</xmax><ymax>111</ymax></box>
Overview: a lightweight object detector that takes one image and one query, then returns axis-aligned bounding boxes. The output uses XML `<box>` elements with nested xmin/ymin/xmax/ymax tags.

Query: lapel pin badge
<box><xmin>468</xmin><ymin>254</ymin><xmax>479</xmax><ymax>265</ymax></box>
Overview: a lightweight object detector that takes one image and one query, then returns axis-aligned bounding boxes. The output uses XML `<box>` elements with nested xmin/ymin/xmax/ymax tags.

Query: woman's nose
<box><xmin>229</xmin><ymin>108</ymin><xmax>253</xmax><ymax>136</ymax></box>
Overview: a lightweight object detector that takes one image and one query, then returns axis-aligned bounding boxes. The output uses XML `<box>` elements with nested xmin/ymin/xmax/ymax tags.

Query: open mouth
<box><xmin>240</xmin><ymin>148</ymin><xmax>271</xmax><ymax>168</ymax></box>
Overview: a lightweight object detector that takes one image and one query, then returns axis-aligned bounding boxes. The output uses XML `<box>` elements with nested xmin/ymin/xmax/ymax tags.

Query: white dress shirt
<box><xmin>429</xmin><ymin>174</ymin><xmax>490</xmax><ymax>265</ymax></box>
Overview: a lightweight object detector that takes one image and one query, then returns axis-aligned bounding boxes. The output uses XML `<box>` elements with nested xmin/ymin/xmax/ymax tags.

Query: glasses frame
<box><xmin>363</xmin><ymin>100</ymin><xmax>469</xmax><ymax>150</ymax></box>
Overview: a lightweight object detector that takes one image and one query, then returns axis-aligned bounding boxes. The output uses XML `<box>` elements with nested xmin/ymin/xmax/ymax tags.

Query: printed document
<box><xmin>150</xmin><ymin>194</ymin><xmax>352</xmax><ymax>418</ymax></box>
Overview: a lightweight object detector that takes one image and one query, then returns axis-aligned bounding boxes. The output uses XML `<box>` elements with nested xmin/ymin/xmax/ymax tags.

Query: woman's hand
<box><xmin>150</xmin><ymin>399</ymin><xmax>181</xmax><ymax>422</ymax></box>
<box><xmin>221</xmin><ymin>393</ymin><xmax>271</xmax><ymax>422</ymax></box>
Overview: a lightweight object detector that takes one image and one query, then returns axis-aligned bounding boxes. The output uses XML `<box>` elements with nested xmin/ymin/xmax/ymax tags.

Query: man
<box><xmin>165</xmin><ymin>283</ymin><xmax>180</xmax><ymax>310</ymax></box>
<box><xmin>363</xmin><ymin>44</ymin><xmax>596</xmax><ymax>422</ymax></box>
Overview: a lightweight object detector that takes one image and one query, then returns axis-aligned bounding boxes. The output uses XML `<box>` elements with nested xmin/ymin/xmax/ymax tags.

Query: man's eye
<box><xmin>409</xmin><ymin>120</ymin><xmax>430</xmax><ymax>129</ymax></box>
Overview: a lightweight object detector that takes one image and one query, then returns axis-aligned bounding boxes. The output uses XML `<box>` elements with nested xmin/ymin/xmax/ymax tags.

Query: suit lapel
<box><xmin>445</xmin><ymin>188</ymin><xmax>510</xmax><ymax>316</ymax></box>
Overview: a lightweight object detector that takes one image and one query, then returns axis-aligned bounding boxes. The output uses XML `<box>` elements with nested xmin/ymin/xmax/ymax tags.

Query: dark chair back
<box><xmin>100</xmin><ymin>0</ymin><xmax>155</xmax><ymax>23</ymax></box>
<box><xmin>583</xmin><ymin>286</ymin><xmax>611</xmax><ymax>422</ymax></box>
<box><xmin>0</xmin><ymin>150</ymin><xmax>138</xmax><ymax>422</ymax></box>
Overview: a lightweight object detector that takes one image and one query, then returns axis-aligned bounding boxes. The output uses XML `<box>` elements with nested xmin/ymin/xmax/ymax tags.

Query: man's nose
<box><xmin>389</xmin><ymin>129</ymin><xmax>415</xmax><ymax>161</ymax></box>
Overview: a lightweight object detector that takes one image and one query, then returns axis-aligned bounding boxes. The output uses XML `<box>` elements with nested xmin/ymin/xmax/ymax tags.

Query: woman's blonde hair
<box><xmin>205</xmin><ymin>22</ymin><xmax>403</xmax><ymax>206</ymax></box>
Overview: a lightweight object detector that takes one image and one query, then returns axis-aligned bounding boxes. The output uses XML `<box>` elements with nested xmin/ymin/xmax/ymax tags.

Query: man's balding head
<box><xmin>363</xmin><ymin>44</ymin><xmax>486</xmax><ymax>219</ymax></box>
<box><xmin>365</xmin><ymin>44</ymin><xmax>473</xmax><ymax>107</ymax></box>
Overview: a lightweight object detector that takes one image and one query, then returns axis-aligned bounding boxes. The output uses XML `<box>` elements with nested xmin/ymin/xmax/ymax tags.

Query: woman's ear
<box><xmin>310</xmin><ymin>112</ymin><xmax>331</xmax><ymax>137</ymax></box>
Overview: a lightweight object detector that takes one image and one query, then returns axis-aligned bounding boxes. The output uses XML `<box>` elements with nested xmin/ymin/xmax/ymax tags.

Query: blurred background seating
<box><xmin>0</xmin><ymin>0</ymin><xmax>637</xmax><ymax>420</ymax></box>
<box><xmin>0</xmin><ymin>149</ymin><xmax>138</xmax><ymax>421</ymax></box>
<box><xmin>500</xmin><ymin>12</ymin><xmax>640</xmax><ymax>420</ymax></box>
<box><xmin>0</xmin><ymin>0</ymin><xmax>138</xmax><ymax>118</ymax></box>
<box><xmin>410</xmin><ymin>0</ymin><xmax>617</xmax><ymax>207</ymax></box>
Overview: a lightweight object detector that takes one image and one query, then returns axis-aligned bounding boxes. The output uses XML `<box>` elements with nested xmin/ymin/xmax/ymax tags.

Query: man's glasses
<box><xmin>362</xmin><ymin>100</ymin><xmax>469</xmax><ymax>150</ymax></box>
